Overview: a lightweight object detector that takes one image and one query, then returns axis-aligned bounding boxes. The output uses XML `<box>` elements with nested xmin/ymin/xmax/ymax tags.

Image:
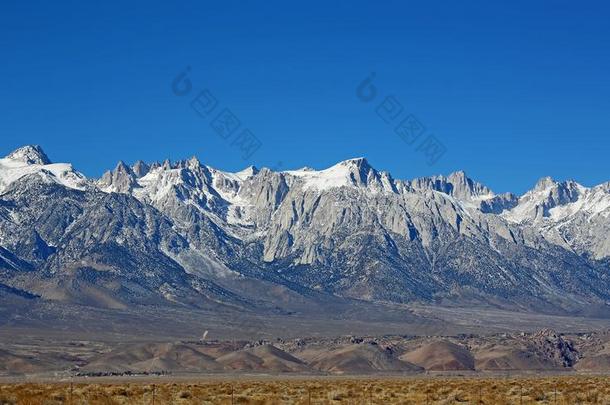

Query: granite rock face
<box><xmin>1</xmin><ymin>145</ymin><xmax>609</xmax><ymax>313</ymax></box>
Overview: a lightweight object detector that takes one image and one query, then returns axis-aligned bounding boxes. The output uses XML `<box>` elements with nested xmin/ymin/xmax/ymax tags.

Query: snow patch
<box><xmin>282</xmin><ymin>158</ymin><xmax>383</xmax><ymax>191</ymax></box>
<box><xmin>0</xmin><ymin>158</ymin><xmax>87</xmax><ymax>193</ymax></box>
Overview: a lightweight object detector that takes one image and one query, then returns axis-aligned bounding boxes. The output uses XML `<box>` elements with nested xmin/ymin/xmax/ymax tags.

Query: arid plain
<box><xmin>1</xmin><ymin>375</ymin><xmax>609</xmax><ymax>404</ymax></box>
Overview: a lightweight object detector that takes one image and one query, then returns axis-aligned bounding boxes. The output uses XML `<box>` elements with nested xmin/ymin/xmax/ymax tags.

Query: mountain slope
<box><xmin>0</xmin><ymin>145</ymin><xmax>609</xmax><ymax>317</ymax></box>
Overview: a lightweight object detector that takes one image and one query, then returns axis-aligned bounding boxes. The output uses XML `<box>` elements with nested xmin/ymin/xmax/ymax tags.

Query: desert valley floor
<box><xmin>1</xmin><ymin>376</ymin><xmax>610</xmax><ymax>404</ymax></box>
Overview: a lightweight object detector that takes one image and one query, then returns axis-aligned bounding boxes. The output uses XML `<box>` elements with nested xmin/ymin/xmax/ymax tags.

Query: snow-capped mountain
<box><xmin>0</xmin><ymin>145</ymin><xmax>87</xmax><ymax>193</ymax></box>
<box><xmin>502</xmin><ymin>177</ymin><xmax>610</xmax><ymax>260</ymax></box>
<box><xmin>1</xmin><ymin>145</ymin><xmax>609</xmax><ymax>314</ymax></box>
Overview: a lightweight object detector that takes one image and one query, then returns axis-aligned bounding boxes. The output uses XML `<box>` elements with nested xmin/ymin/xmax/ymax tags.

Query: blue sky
<box><xmin>1</xmin><ymin>1</ymin><xmax>609</xmax><ymax>194</ymax></box>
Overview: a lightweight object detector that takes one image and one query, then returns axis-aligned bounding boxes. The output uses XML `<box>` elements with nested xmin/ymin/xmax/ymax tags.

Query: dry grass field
<box><xmin>1</xmin><ymin>375</ymin><xmax>609</xmax><ymax>404</ymax></box>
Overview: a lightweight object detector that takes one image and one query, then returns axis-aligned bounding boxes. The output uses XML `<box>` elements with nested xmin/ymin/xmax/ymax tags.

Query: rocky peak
<box><xmin>339</xmin><ymin>157</ymin><xmax>370</xmax><ymax>169</ymax></box>
<box><xmin>340</xmin><ymin>158</ymin><xmax>377</xmax><ymax>187</ymax></box>
<box><xmin>529</xmin><ymin>178</ymin><xmax>583</xmax><ymax>208</ymax></box>
<box><xmin>280</xmin><ymin>158</ymin><xmax>392</xmax><ymax>192</ymax></box>
<box><xmin>408</xmin><ymin>170</ymin><xmax>494</xmax><ymax>202</ymax></box>
<box><xmin>235</xmin><ymin>165</ymin><xmax>259</xmax><ymax>179</ymax></box>
<box><xmin>173</xmin><ymin>156</ymin><xmax>202</xmax><ymax>171</ymax></box>
<box><xmin>447</xmin><ymin>170</ymin><xmax>493</xmax><ymax>199</ymax></box>
<box><xmin>533</xmin><ymin>176</ymin><xmax>557</xmax><ymax>191</ymax></box>
<box><xmin>5</xmin><ymin>145</ymin><xmax>51</xmax><ymax>165</ymax></box>
<box><xmin>479</xmin><ymin>192</ymin><xmax>519</xmax><ymax>214</ymax></box>
<box><xmin>99</xmin><ymin>161</ymin><xmax>139</xmax><ymax>193</ymax></box>
<box><xmin>189</xmin><ymin>156</ymin><xmax>201</xmax><ymax>168</ymax></box>
<box><xmin>503</xmin><ymin>178</ymin><xmax>586</xmax><ymax>223</ymax></box>
<box><xmin>530</xmin><ymin>177</ymin><xmax>582</xmax><ymax>200</ymax></box>
<box><xmin>132</xmin><ymin>160</ymin><xmax>150</xmax><ymax>178</ymax></box>
<box><xmin>595</xmin><ymin>181</ymin><xmax>610</xmax><ymax>192</ymax></box>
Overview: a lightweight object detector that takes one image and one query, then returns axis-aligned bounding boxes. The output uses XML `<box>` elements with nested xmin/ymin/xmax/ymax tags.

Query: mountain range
<box><xmin>1</xmin><ymin>145</ymin><xmax>609</xmax><ymax>320</ymax></box>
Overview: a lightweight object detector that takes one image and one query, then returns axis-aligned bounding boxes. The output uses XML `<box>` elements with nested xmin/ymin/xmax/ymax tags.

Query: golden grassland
<box><xmin>0</xmin><ymin>375</ymin><xmax>609</xmax><ymax>404</ymax></box>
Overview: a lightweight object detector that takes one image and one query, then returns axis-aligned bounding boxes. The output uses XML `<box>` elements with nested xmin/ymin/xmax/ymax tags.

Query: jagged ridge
<box><xmin>1</xmin><ymin>145</ymin><xmax>609</xmax><ymax>314</ymax></box>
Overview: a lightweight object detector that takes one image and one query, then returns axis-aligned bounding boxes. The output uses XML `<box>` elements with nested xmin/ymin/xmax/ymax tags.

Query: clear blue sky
<box><xmin>1</xmin><ymin>1</ymin><xmax>609</xmax><ymax>194</ymax></box>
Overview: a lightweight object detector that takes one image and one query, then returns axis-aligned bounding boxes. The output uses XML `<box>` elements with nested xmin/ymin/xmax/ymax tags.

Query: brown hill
<box><xmin>575</xmin><ymin>354</ymin><xmax>610</xmax><ymax>371</ymax></box>
<box><xmin>304</xmin><ymin>344</ymin><xmax>422</xmax><ymax>374</ymax></box>
<box><xmin>186</xmin><ymin>342</ymin><xmax>243</xmax><ymax>359</ymax></box>
<box><xmin>0</xmin><ymin>349</ymin><xmax>51</xmax><ymax>375</ymax></box>
<box><xmin>81</xmin><ymin>342</ymin><xmax>224</xmax><ymax>373</ymax></box>
<box><xmin>215</xmin><ymin>344</ymin><xmax>310</xmax><ymax>372</ymax></box>
<box><xmin>474</xmin><ymin>347</ymin><xmax>557</xmax><ymax>371</ymax></box>
<box><xmin>401</xmin><ymin>341</ymin><xmax>475</xmax><ymax>371</ymax></box>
